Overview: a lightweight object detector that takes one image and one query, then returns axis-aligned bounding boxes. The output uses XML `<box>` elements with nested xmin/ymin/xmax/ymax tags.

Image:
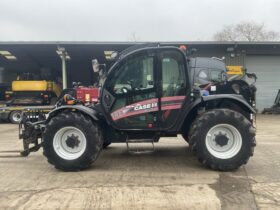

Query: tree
<box><xmin>213</xmin><ymin>21</ymin><xmax>279</xmax><ymax>41</ymax></box>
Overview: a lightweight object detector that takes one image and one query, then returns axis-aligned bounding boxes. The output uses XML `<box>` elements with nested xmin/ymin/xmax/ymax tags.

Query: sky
<box><xmin>0</xmin><ymin>0</ymin><xmax>279</xmax><ymax>42</ymax></box>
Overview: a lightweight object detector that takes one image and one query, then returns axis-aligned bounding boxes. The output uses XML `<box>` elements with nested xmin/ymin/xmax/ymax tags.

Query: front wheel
<box><xmin>189</xmin><ymin>109</ymin><xmax>256</xmax><ymax>171</ymax></box>
<box><xmin>43</xmin><ymin>111</ymin><xmax>103</xmax><ymax>171</ymax></box>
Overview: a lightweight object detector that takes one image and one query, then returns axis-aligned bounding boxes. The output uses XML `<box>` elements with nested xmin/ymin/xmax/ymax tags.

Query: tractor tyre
<box><xmin>9</xmin><ymin>110</ymin><xmax>22</xmax><ymax>124</ymax></box>
<box><xmin>43</xmin><ymin>111</ymin><xmax>103</xmax><ymax>171</ymax></box>
<box><xmin>189</xmin><ymin>109</ymin><xmax>256</xmax><ymax>171</ymax></box>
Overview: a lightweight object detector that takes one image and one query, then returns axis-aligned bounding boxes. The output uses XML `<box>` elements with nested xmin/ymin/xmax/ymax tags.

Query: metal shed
<box><xmin>0</xmin><ymin>41</ymin><xmax>280</xmax><ymax>112</ymax></box>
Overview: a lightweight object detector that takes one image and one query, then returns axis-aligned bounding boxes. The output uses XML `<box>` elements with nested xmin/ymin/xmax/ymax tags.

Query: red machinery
<box><xmin>75</xmin><ymin>86</ymin><xmax>100</xmax><ymax>104</ymax></box>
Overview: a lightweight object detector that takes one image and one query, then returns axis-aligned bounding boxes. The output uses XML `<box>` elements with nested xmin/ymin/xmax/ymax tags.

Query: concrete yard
<box><xmin>0</xmin><ymin>115</ymin><xmax>279</xmax><ymax>210</ymax></box>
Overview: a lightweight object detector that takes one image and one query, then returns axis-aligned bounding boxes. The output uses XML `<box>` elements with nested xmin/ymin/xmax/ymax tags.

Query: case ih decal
<box><xmin>111</xmin><ymin>98</ymin><xmax>158</xmax><ymax>121</ymax></box>
<box><xmin>111</xmin><ymin>96</ymin><xmax>185</xmax><ymax>121</ymax></box>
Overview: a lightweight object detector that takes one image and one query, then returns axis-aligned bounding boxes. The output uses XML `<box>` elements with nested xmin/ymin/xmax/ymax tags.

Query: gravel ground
<box><xmin>0</xmin><ymin>114</ymin><xmax>279</xmax><ymax>210</ymax></box>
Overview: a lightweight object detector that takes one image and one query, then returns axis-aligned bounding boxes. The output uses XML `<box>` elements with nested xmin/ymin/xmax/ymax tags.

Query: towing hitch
<box><xmin>18</xmin><ymin>111</ymin><xmax>46</xmax><ymax>157</ymax></box>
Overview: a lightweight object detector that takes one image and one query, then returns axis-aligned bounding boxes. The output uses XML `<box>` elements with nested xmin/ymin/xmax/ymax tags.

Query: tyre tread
<box><xmin>189</xmin><ymin>109</ymin><xmax>256</xmax><ymax>171</ymax></box>
<box><xmin>43</xmin><ymin>111</ymin><xmax>103</xmax><ymax>171</ymax></box>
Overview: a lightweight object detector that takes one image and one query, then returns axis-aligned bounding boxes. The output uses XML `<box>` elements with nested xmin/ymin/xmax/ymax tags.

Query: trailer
<box><xmin>0</xmin><ymin>104</ymin><xmax>54</xmax><ymax>124</ymax></box>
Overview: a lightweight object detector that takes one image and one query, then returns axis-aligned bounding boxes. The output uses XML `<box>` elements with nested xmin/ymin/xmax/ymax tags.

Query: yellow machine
<box><xmin>12</xmin><ymin>80</ymin><xmax>61</xmax><ymax>97</ymax></box>
<box><xmin>5</xmin><ymin>74</ymin><xmax>62</xmax><ymax>106</ymax></box>
<box><xmin>12</xmin><ymin>80</ymin><xmax>48</xmax><ymax>91</ymax></box>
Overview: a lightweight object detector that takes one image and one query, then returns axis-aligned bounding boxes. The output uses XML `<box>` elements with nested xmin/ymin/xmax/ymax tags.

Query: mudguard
<box><xmin>47</xmin><ymin>105</ymin><xmax>99</xmax><ymax>121</ymax></box>
<box><xmin>202</xmin><ymin>94</ymin><xmax>256</xmax><ymax>113</ymax></box>
<box><xmin>175</xmin><ymin>94</ymin><xmax>255</xmax><ymax>132</ymax></box>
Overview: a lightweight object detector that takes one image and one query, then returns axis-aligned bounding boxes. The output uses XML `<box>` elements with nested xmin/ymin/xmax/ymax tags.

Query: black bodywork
<box><xmin>19</xmin><ymin>45</ymin><xmax>256</xmax><ymax>156</ymax></box>
<box><xmin>189</xmin><ymin>57</ymin><xmax>257</xmax><ymax>108</ymax></box>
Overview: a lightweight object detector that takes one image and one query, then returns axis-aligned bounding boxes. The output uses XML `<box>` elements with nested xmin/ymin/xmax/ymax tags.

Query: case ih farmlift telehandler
<box><xmin>19</xmin><ymin>44</ymin><xmax>256</xmax><ymax>171</ymax></box>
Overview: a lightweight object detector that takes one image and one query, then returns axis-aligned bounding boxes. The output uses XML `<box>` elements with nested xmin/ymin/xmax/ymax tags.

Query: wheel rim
<box><xmin>53</xmin><ymin>126</ymin><xmax>87</xmax><ymax>160</ymax></box>
<box><xmin>12</xmin><ymin>112</ymin><xmax>22</xmax><ymax>123</ymax></box>
<box><xmin>205</xmin><ymin>124</ymin><xmax>242</xmax><ymax>159</ymax></box>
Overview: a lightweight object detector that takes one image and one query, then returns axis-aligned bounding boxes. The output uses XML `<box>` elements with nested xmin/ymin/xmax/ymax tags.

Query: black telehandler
<box><xmin>19</xmin><ymin>44</ymin><xmax>256</xmax><ymax>171</ymax></box>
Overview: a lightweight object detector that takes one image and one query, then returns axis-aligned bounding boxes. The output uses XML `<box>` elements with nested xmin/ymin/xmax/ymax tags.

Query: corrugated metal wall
<box><xmin>246</xmin><ymin>55</ymin><xmax>280</xmax><ymax>112</ymax></box>
<box><xmin>224</xmin><ymin>52</ymin><xmax>246</xmax><ymax>66</ymax></box>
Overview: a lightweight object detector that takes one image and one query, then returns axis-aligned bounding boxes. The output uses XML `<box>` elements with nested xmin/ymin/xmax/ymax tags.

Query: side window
<box><xmin>161</xmin><ymin>51</ymin><xmax>186</xmax><ymax>96</ymax></box>
<box><xmin>196</xmin><ymin>69</ymin><xmax>209</xmax><ymax>85</ymax></box>
<box><xmin>198</xmin><ymin>69</ymin><xmax>208</xmax><ymax>80</ymax></box>
<box><xmin>107</xmin><ymin>54</ymin><xmax>154</xmax><ymax>95</ymax></box>
<box><xmin>210</xmin><ymin>69</ymin><xmax>224</xmax><ymax>82</ymax></box>
<box><xmin>195</xmin><ymin>69</ymin><xmax>225</xmax><ymax>85</ymax></box>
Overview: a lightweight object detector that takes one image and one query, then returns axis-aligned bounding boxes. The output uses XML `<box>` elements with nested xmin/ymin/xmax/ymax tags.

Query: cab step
<box><xmin>126</xmin><ymin>138</ymin><xmax>155</xmax><ymax>154</ymax></box>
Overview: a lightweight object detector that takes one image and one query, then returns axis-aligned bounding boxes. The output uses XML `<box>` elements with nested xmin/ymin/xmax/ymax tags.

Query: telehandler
<box><xmin>20</xmin><ymin>44</ymin><xmax>256</xmax><ymax>171</ymax></box>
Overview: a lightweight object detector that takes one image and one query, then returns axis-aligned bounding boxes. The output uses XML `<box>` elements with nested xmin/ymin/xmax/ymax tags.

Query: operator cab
<box><xmin>98</xmin><ymin>47</ymin><xmax>190</xmax><ymax>131</ymax></box>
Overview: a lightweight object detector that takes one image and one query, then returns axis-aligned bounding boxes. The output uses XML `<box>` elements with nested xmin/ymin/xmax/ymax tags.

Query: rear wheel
<box><xmin>43</xmin><ymin>111</ymin><xmax>103</xmax><ymax>171</ymax></box>
<box><xmin>9</xmin><ymin>111</ymin><xmax>22</xmax><ymax>124</ymax></box>
<box><xmin>189</xmin><ymin>109</ymin><xmax>256</xmax><ymax>171</ymax></box>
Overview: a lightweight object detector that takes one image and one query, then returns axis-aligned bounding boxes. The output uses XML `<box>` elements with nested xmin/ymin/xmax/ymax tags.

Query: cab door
<box><xmin>158</xmin><ymin>49</ymin><xmax>188</xmax><ymax>130</ymax></box>
<box><xmin>101</xmin><ymin>49</ymin><xmax>160</xmax><ymax>130</ymax></box>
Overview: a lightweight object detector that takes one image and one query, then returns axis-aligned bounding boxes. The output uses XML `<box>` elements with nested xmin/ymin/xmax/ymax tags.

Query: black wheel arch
<box><xmin>180</xmin><ymin>94</ymin><xmax>255</xmax><ymax>136</ymax></box>
<box><xmin>209</xmin><ymin>98</ymin><xmax>253</xmax><ymax>120</ymax></box>
<box><xmin>45</xmin><ymin>105</ymin><xmax>116</xmax><ymax>146</ymax></box>
<box><xmin>47</xmin><ymin>105</ymin><xmax>100</xmax><ymax>123</ymax></box>
<box><xmin>202</xmin><ymin>94</ymin><xmax>256</xmax><ymax>114</ymax></box>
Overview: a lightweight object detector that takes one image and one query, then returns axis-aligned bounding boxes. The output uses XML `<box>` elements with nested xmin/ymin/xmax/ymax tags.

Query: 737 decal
<box><xmin>111</xmin><ymin>96</ymin><xmax>185</xmax><ymax>121</ymax></box>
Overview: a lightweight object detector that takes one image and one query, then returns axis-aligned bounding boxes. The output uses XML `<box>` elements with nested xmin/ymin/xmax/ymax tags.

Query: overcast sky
<box><xmin>0</xmin><ymin>0</ymin><xmax>279</xmax><ymax>42</ymax></box>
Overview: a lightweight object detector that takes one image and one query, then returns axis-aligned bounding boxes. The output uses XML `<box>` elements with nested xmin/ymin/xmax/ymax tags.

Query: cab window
<box><xmin>210</xmin><ymin>70</ymin><xmax>224</xmax><ymax>82</ymax></box>
<box><xmin>161</xmin><ymin>51</ymin><xmax>186</xmax><ymax>96</ymax></box>
<box><xmin>107</xmin><ymin>53</ymin><xmax>154</xmax><ymax>95</ymax></box>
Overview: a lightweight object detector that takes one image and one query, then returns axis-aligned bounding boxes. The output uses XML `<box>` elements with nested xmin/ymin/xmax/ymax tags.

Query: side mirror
<box><xmin>92</xmin><ymin>59</ymin><xmax>100</xmax><ymax>73</ymax></box>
